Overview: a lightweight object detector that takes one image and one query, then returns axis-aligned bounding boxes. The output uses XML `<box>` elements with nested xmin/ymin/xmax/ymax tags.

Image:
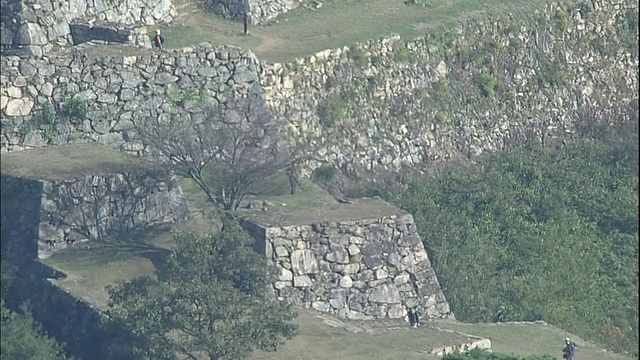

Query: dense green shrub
<box><xmin>317</xmin><ymin>93</ymin><xmax>347</xmax><ymax>127</ymax></box>
<box><xmin>312</xmin><ymin>165</ymin><xmax>338</xmax><ymax>183</ymax></box>
<box><xmin>474</xmin><ymin>71</ymin><xmax>500</xmax><ymax>98</ymax></box>
<box><xmin>442</xmin><ymin>348</ymin><xmax>556</xmax><ymax>360</ymax></box>
<box><xmin>355</xmin><ymin>134</ymin><xmax>639</xmax><ymax>356</ymax></box>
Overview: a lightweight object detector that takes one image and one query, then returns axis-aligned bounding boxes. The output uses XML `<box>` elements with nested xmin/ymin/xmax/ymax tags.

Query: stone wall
<box><xmin>0</xmin><ymin>43</ymin><xmax>261</xmax><ymax>152</ymax></box>
<box><xmin>1</xmin><ymin>172</ymin><xmax>188</xmax><ymax>261</ymax></box>
<box><xmin>1</xmin><ymin>0</ymin><xmax>637</xmax><ymax>175</ymax></box>
<box><xmin>259</xmin><ymin>0</ymin><xmax>638</xmax><ymax>175</ymax></box>
<box><xmin>0</xmin><ymin>0</ymin><xmax>175</xmax><ymax>55</ymax></box>
<box><xmin>69</xmin><ymin>20</ymin><xmax>153</xmax><ymax>49</ymax></box>
<box><xmin>201</xmin><ymin>0</ymin><xmax>303</xmax><ymax>24</ymax></box>
<box><xmin>244</xmin><ymin>210</ymin><xmax>454</xmax><ymax>320</ymax></box>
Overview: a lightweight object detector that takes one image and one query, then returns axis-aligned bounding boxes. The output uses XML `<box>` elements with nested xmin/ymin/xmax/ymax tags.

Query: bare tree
<box><xmin>137</xmin><ymin>94</ymin><xmax>306</xmax><ymax>210</ymax></box>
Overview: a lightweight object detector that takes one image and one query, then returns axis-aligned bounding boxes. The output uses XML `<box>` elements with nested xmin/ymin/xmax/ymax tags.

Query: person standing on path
<box><xmin>243</xmin><ymin>12</ymin><xmax>250</xmax><ymax>35</ymax></box>
<box><xmin>154</xmin><ymin>29</ymin><xmax>164</xmax><ymax>49</ymax></box>
<box><xmin>287</xmin><ymin>166</ymin><xmax>302</xmax><ymax>194</ymax></box>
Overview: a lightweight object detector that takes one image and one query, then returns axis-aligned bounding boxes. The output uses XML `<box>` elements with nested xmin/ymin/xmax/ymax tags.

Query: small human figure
<box><xmin>562</xmin><ymin>337</ymin><xmax>578</xmax><ymax>360</ymax></box>
<box><xmin>243</xmin><ymin>12</ymin><xmax>250</xmax><ymax>35</ymax></box>
<box><xmin>408</xmin><ymin>307</ymin><xmax>421</xmax><ymax>328</ymax></box>
<box><xmin>154</xmin><ymin>29</ymin><xmax>164</xmax><ymax>49</ymax></box>
<box><xmin>287</xmin><ymin>167</ymin><xmax>302</xmax><ymax>195</ymax></box>
<box><xmin>494</xmin><ymin>306</ymin><xmax>506</xmax><ymax>323</ymax></box>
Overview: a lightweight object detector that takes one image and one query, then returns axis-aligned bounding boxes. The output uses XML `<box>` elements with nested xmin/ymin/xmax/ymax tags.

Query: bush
<box><xmin>317</xmin><ymin>93</ymin><xmax>347</xmax><ymax>127</ymax></box>
<box><xmin>474</xmin><ymin>71</ymin><xmax>499</xmax><ymax>98</ymax></box>
<box><xmin>64</xmin><ymin>98</ymin><xmax>87</xmax><ymax>121</ymax></box>
<box><xmin>442</xmin><ymin>348</ymin><xmax>556</xmax><ymax>360</ymax></box>
<box><xmin>367</xmin><ymin>133</ymin><xmax>639</xmax><ymax>356</ymax></box>
<box><xmin>311</xmin><ymin>165</ymin><xmax>338</xmax><ymax>183</ymax></box>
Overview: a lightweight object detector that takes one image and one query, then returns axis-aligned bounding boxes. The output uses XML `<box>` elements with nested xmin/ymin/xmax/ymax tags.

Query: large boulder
<box><xmin>291</xmin><ymin>250</ymin><xmax>319</xmax><ymax>274</ymax></box>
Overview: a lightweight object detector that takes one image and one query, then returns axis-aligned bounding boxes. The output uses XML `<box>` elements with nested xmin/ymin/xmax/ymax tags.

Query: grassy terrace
<box><xmin>0</xmin><ymin>144</ymin><xmax>156</xmax><ymax>181</ymax></box>
<box><xmin>157</xmin><ymin>0</ymin><xmax>553</xmax><ymax>63</ymax></box>
<box><xmin>232</xmin><ymin>178</ymin><xmax>405</xmax><ymax>227</ymax></box>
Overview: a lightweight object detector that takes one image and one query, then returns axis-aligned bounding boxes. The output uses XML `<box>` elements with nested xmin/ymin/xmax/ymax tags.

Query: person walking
<box><xmin>562</xmin><ymin>337</ymin><xmax>578</xmax><ymax>360</ymax></box>
<box><xmin>408</xmin><ymin>307</ymin><xmax>421</xmax><ymax>328</ymax></box>
<box><xmin>154</xmin><ymin>29</ymin><xmax>164</xmax><ymax>49</ymax></box>
<box><xmin>287</xmin><ymin>167</ymin><xmax>302</xmax><ymax>195</ymax></box>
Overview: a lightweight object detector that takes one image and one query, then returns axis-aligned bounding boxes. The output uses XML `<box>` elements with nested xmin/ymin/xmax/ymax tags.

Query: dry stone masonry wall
<box><xmin>1</xmin><ymin>173</ymin><xmax>188</xmax><ymax>262</ymax></box>
<box><xmin>202</xmin><ymin>0</ymin><xmax>304</xmax><ymax>24</ymax></box>
<box><xmin>260</xmin><ymin>0</ymin><xmax>638</xmax><ymax>175</ymax></box>
<box><xmin>0</xmin><ymin>44</ymin><xmax>261</xmax><ymax>152</ymax></box>
<box><xmin>0</xmin><ymin>0</ymin><xmax>637</xmax><ymax>176</ymax></box>
<box><xmin>247</xmin><ymin>212</ymin><xmax>453</xmax><ymax>320</ymax></box>
<box><xmin>1</xmin><ymin>0</ymin><xmax>175</xmax><ymax>55</ymax></box>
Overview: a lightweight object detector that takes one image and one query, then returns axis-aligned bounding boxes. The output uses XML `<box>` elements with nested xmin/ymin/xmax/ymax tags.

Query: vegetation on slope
<box><xmin>106</xmin><ymin>219</ymin><xmax>298</xmax><ymax>360</ymax></box>
<box><xmin>1</xmin><ymin>259</ymin><xmax>70</xmax><ymax>360</ymax></box>
<box><xmin>443</xmin><ymin>348</ymin><xmax>554</xmax><ymax>360</ymax></box>
<box><xmin>349</xmin><ymin>130</ymin><xmax>638</xmax><ymax>356</ymax></box>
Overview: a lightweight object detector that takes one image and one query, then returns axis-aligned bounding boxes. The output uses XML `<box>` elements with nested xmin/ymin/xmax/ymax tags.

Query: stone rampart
<box><xmin>1</xmin><ymin>171</ymin><xmax>188</xmax><ymax>261</ymax></box>
<box><xmin>0</xmin><ymin>43</ymin><xmax>261</xmax><ymax>152</ymax></box>
<box><xmin>201</xmin><ymin>0</ymin><xmax>303</xmax><ymax>24</ymax></box>
<box><xmin>243</xmin><ymin>199</ymin><xmax>454</xmax><ymax>321</ymax></box>
<box><xmin>259</xmin><ymin>0</ymin><xmax>638</xmax><ymax>174</ymax></box>
<box><xmin>0</xmin><ymin>0</ymin><xmax>637</xmax><ymax>175</ymax></box>
<box><xmin>0</xmin><ymin>0</ymin><xmax>175</xmax><ymax>55</ymax></box>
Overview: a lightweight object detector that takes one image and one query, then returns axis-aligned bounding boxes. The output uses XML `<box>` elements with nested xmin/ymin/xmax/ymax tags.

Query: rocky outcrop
<box><xmin>1</xmin><ymin>172</ymin><xmax>188</xmax><ymax>262</ymax></box>
<box><xmin>244</xmin><ymin>205</ymin><xmax>454</xmax><ymax>321</ymax></box>
<box><xmin>1</xmin><ymin>0</ymin><xmax>175</xmax><ymax>55</ymax></box>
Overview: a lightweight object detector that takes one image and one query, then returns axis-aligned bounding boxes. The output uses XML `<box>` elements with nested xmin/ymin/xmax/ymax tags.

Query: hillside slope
<box><xmin>352</xmin><ymin>132</ymin><xmax>638</xmax><ymax>356</ymax></box>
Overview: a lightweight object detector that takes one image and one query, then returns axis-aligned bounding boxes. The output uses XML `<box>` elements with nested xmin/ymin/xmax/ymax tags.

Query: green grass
<box><xmin>252</xmin><ymin>309</ymin><xmax>470</xmax><ymax>360</ymax></box>
<box><xmin>41</xmin><ymin>244</ymin><xmax>162</xmax><ymax>310</ymax></box>
<box><xmin>0</xmin><ymin>144</ymin><xmax>157</xmax><ymax>181</ymax></box>
<box><xmin>159</xmin><ymin>0</ymin><xmax>552</xmax><ymax>62</ymax></box>
<box><xmin>232</xmin><ymin>178</ymin><xmax>405</xmax><ymax>227</ymax></box>
<box><xmin>433</xmin><ymin>322</ymin><xmax>634</xmax><ymax>360</ymax></box>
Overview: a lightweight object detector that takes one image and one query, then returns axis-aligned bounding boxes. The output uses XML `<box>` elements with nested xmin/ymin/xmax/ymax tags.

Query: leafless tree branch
<box><xmin>137</xmin><ymin>95</ymin><xmax>310</xmax><ymax>210</ymax></box>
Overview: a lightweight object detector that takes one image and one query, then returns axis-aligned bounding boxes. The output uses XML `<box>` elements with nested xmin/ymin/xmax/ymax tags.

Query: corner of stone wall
<box><xmin>0</xmin><ymin>0</ymin><xmax>175</xmax><ymax>56</ymax></box>
<box><xmin>1</xmin><ymin>172</ymin><xmax>188</xmax><ymax>261</ymax></box>
<box><xmin>244</xmin><ymin>209</ymin><xmax>454</xmax><ymax>321</ymax></box>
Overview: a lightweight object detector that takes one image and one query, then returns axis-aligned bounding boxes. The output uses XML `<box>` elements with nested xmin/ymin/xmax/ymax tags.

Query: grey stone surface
<box><xmin>0</xmin><ymin>45</ymin><xmax>261</xmax><ymax>153</ymax></box>
<box><xmin>204</xmin><ymin>0</ymin><xmax>303</xmax><ymax>25</ymax></box>
<box><xmin>2</xmin><ymin>0</ymin><xmax>175</xmax><ymax>53</ymax></box>
<box><xmin>246</xmin><ymin>209</ymin><xmax>454</xmax><ymax>320</ymax></box>
<box><xmin>1</xmin><ymin>173</ymin><xmax>188</xmax><ymax>260</ymax></box>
